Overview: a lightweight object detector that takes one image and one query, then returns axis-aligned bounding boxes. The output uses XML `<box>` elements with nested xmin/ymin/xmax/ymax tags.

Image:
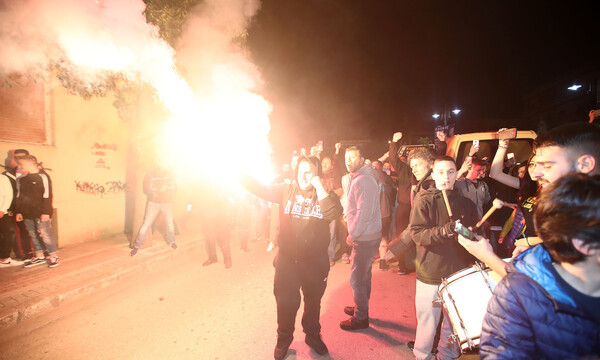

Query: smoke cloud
<box><xmin>0</xmin><ymin>0</ymin><xmax>273</xmax><ymax>181</ymax></box>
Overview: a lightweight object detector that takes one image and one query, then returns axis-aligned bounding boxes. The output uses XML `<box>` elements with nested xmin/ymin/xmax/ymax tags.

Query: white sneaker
<box><xmin>48</xmin><ymin>257</ymin><xmax>60</xmax><ymax>268</ymax></box>
<box><xmin>0</xmin><ymin>258</ymin><xmax>24</xmax><ymax>267</ymax></box>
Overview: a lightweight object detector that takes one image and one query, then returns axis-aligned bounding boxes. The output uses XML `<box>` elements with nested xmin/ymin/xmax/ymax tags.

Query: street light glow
<box><xmin>567</xmin><ymin>84</ymin><xmax>582</xmax><ymax>91</ymax></box>
<box><xmin>432</xmin><ymin>113</ymin><xmax>441</xmax><ymax>119</ymax></box>
<box><xmin>452</xmin><ymin>109</ymin><xmax>461</xmax><ymax>115</ymax></box>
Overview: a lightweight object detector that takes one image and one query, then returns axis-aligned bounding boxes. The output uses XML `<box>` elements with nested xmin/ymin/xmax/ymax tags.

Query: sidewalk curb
<box><xmin>0</xmin><ymin>239</ymin><xmax>201</xmax><ymax>330</ymax></box>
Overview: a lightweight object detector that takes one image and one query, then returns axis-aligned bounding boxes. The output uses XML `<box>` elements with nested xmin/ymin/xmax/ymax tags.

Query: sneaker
<box><xmin>305</xmin><ymin>333</ymin><xmax>328</xmax><ymax>355</ymax></box>
<box><xmin>170</xmin><ymin>243</ymin><xmax>178</xmax><ymax>250</ymax></box>
<box><xmin>342</xmin><ymin>253</ymin><xmax>350</xmax><ymax>264</ymax></box>
<box><xmin>407</xmin><ymin>341</ymin><xmax>415</xmax><ymax>351</ymax></box>
<box><xmin>343</xmin><ymin>306</ymin><xmax>355</xmax><ymax>316</ymax></box>
<box><xmin>23</xmin><ymin>257</ymin><xmax>47</xmax><ymax>268</ymax></box>
<box><xmin>274</xmin><ymin>335</ymin><xmax>293</xmax><ymax>360</ymax></box>
<box><xmin>0</xmin><ymin>258</ymin><xmax>24</xmax><ymax>267</ymax></box>
<box><xmin>379</xmin><ymin>259</ymin><xmax>389</xmax><ymax>271</ymax></box>
<box><xmin>48</xmin><ymin>257</ymin><xmax>59</xmax><ymax>268</ymax></box>
<box><xmin>130</xmin><ymin>248</ymin><xmax>139</xmax><ymax>257</ymax></box>
<box><xmin>340</xmin><ymin>316</ymin><xmax>369</xmax><ymax>331</ymax></box>
<box><xmin>397</xmin><ymin>267</ymin><xmax>408</xmax><ymax>275</ymax></box>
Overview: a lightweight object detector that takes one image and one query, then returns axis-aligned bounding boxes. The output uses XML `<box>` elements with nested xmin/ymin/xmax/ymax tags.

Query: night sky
<box><xmin>246</xmin><ymin>0</ymin><xmax>600</xmax><ymax>157</ymax></box>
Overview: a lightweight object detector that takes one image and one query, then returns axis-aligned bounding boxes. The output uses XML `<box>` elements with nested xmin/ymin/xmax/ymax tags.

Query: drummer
<box><xmin>409</xmin><ymin>156</ymin><xmax>479</xmax><ymax>360</ymax></box>
<box><xmin>458</xmin><ymin>122</ymin><xmax>600</xmax><ymax>277</ymax></box>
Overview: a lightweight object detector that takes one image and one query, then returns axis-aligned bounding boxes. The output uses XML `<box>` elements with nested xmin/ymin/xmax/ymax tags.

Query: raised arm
<box><xmin>240</xmin><ymin>174</ymin><xmax>283</xmax><ymax>204</ymax></box>
<box><xmin>490</xmin><ymin>135</ymin><xmax>519</xmax><ymax>189</ymax></box>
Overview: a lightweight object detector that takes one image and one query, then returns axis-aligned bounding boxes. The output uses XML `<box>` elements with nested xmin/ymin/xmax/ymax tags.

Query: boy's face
<box><xmin>432</xmin><ymin>160</ymin><xmax>457</xmax><ymax>191</ymax></box>
<box><xmin>10</xmin><ymin>151</ymin><xmax>27</xmax><ymax>169</ymax></box>
<box><xmin>18</xmin><ymin>160</ymin><xmax>36</xmax><ymax>174</ymax></box>
<box><xmin>410</xmin><ymin>158</ymin><xmax>431</xmax><ymax>181</ymax></box>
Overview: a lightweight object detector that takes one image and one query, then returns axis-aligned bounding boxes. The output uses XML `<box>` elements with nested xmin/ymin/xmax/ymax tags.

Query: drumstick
<box><xmin>441</xmin><ymin>189</ymin><xmax>453</xmax><ymax>219</ymax></box>
<box><xmin>473</xmin><ymin>198</ymin><xmax>504</xmax><ymax>230</ymax></box>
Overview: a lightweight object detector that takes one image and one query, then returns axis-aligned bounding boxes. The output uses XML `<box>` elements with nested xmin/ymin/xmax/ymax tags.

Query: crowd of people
<box><xmin>240</xmin><ymin>119</ymin><xmax>600</xmax><ymax>360</ymax></box>
<box><xmin>1</xmin><ymin>115</ymin><xmax>599</xmax><ymax>360</ymax></box>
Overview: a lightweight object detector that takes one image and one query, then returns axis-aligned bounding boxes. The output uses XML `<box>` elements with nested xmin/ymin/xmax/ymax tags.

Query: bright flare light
<box><xmin>57</xmin><ymin>4</ymin><xmax>274</xmax><ymax>188</ymax></box>
<box><xmin>158</xmin><ymin>64</ymin><xmax>274</xmax><ymax>188</ymax></box>
<box><xmin>567</xmin><ymin>84</ymin><xmax>582</xmax><ymax>91</ymax></box>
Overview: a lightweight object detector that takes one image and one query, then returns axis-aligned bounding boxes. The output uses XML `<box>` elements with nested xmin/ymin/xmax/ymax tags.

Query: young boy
<box><xmin>15</xmin><ymin>155</ymin><xmax>59</xmax><ymax>268</ymax></box>
<box><xmin>409</xmin><ymin>156</ymin><xmax>478</xmax><ymax>359</ymax></box>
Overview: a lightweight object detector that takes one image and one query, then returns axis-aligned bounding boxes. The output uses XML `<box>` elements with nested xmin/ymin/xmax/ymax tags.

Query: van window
<box><xmin>456</xmin><ymin>139</ymin><xmax>534</xmax><ymax>169</ymax></box>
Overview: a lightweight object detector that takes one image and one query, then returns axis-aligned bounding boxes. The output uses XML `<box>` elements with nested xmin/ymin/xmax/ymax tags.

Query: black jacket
<box><xmin>243</xmin><ymin>178</ymin><xmax>343</xmax><ymax>261</ymax></box>
<box><xmin>16</xmin><ymin>172</ymin><xmax>53</xmax><ymax>219</ymax></box>
<box><xmin>409</xmin><ymin>187</ymin><xmax>477</xmax><ymax>284</ymax></box>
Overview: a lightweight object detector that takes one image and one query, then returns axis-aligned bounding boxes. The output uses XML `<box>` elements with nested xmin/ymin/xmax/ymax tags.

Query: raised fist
<box><xmin>436</xmin><ymin>131</ymin><xmax>446</xmax><ymax>142</ymax></box>
<box><xmin>392</xmin><ymin>131</ymin><xmax>403</xmax><ymax>143</ymax></box>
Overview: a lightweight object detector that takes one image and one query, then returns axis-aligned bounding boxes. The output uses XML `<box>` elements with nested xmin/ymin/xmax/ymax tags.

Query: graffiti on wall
<box><xmin>75</xmin><ymin>180</ymin><xmax>127</xmax><ymax>197</ymax></box>
<box><xmin>91</xmin><ymin>143</ymin><xmax>118</xmax><ymax>169</ymax></box>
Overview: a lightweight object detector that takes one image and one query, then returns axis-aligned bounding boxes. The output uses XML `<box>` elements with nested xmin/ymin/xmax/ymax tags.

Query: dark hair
<box><xmin>508</xmin><ymin>164</ymin><xmax>521</xmax><ymax>177</ymax></box>
<box><xmin>14</xmin><ymin>149</ymin><xmax>29</xmax><ymax>156</ymax></box>
<box><xmin>345</xmin><ymin>145</ymin><xmax>363</xmax><ymax>158</ymax></box>
<box><xmin>294</xmin><ymin>156</ymin><xmax>322</xmax><ymax>182</ymax></box>
<box><xmin>533</xmin><ymin>122</ymin><xmax>600</xmax><ymax>175</ymax></box>
<box><xmin>18</xmin><ymin>155</ymin><xmax>38</xmax><ymax>165</ymax></box>
<box><xmin>433</xmin><ymin>155</ymin><xmax>456</xmax><ymax>168</ymax></box>
<box><xmin>534</xmin><ymin>173</ymin><xmax>600</xmax><ymax>263</ymax></box>
<box><xmin>471</xmin><ymin>158</ymin><xmax>487</xmax><ymax>168</ymax></box>
<box><xmin>518</xmin><ymin>154</ymin><xmax>540</xmax><ymax>201</ymax></box>
<box><xmin>407</xmin><ymin>148</ymin><xmax>436</xmax><ymax>165</ymax></box>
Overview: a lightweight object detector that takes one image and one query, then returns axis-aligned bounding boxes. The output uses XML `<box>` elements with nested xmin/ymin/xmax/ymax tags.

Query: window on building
<box><xmin>0</xmin><ymin>74</ymin><xmax>50</xmax><ymax>144</ymax></box>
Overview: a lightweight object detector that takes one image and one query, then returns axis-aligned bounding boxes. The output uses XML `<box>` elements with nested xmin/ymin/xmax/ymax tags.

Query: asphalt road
<box><xmin>0</xmin><ymin>239</ymin><xmax>479</xmax><ymax>360</ymax></box>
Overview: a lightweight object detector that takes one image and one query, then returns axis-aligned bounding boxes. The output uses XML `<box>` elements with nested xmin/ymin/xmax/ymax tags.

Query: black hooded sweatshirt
<box><xmin>409</xmin><ymin>187</ymin><xmax>477</xmax><ymax>285</ymax></box>
<box><xmin>242</xmin><ymin>178</ymin><xmax>343</xmax><ymax>261</ymax></box>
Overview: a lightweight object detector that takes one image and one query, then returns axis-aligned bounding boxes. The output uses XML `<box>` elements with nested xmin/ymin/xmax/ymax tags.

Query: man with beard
<box><xmin>459</xmin><ymin>122</ymin><xmax>600</xmax><ymax>276</ymax></box>
<box><xmin>340</xmin><ymin>146</ymin><xmax>382</xmax><ymax>331</ymax></box>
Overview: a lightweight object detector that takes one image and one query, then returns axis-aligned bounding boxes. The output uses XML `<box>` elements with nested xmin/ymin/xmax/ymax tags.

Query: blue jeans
<box><xmin>133</xmin><ymin>202</ymin><xmax>175</xmax><ymax>249</ymax></box>
<box><xmin>327</xmin><ymin>220</ymin><xmax>337</xmax><ymax>261</ymax></box>
<box><xmin>24</xmin><ymin>218</ymin><xmax>57</xmax><ymax>255</ymax></box>
<box><xmin>350</xmin><ymin>239</ymin><xmax>380</xmax><ymax>320</ymax></box>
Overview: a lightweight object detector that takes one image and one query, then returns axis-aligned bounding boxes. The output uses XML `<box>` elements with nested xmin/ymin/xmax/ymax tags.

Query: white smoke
<box><xmin>0</xmin><ymin>0</ymin><xmax>148</xmax><ymax>73</ymax></box>
<box><xmin>0</xmin><ymin>0</ymin><xmax>273</xmax><ymax>181</ymax></box>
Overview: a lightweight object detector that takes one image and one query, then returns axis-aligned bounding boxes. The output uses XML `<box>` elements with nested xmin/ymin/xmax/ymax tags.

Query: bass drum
<box><xmin>436</xmin><ymin>260</ymin><xmax>508</xmax><ymax>352</ymax></box>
